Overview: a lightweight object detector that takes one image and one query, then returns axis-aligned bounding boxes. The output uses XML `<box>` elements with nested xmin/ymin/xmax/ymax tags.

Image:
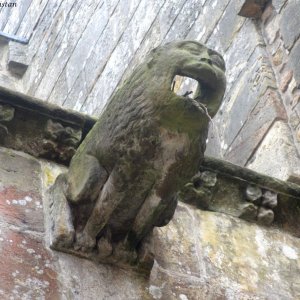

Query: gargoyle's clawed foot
<box><xmin>74</xmin><ymin>232</ymin><xmax>96</xmax><ymax>252</ymax></box>
<box><xmin>112</xmin><ymin>241</ymin><xmax>138</xmax><ymax>265</ymax></box>
<box><xmin>137</xmin><ymin>240</ymin><xmax>155</xmax><ymax>272</ymax></box>
<box><xmin>97</xmin><ymin>236</ymin><xmax>113</xmax><ymax>258</ymax></box>
<box><xmin>50</xmin><ymin>225</ymin><xmax>75</xmax><ymax>250</ymax></box>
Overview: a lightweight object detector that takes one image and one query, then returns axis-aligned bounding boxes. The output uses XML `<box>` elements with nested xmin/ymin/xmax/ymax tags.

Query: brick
<box><xmin>165</xmin><ymin>0</ymin><xmax>204</xmax><ymax>42</ymax></box>
<box><xmin>225</xmin><ymin>89</ymin><xmax>287</xmax><ymax>166</ymax></box>
<box><xmin>0</xmin><ymin>0</ymin><xmax>16</xmax><ymax>30</ymax></box>
<box><xmin>263</xmin><ymin>13</ymin><xmax>280</xmax><ymax>45</ymax></box>
<box><xmin>272</xmin><ymin>47</ymin><xmax>283</xmax><ymax>66</ymax></box>
<box><xmin>63</xmin><ymin>0</ymin><xmax>141</xmax><ymax>110</ymax></box>
<box><xmin>207</xmin><ymin>0</ymin><xmax>246</xmax><ymax>52</ymax></box>
<box><xmin>224</xmin><ymin>23</ymin><xmax>264</xmax><ymax>93</ymax></box>
<box><xmin>246</xmin><ymin>121</ymin><xmax>300</xmax><ymax>180</ymax></box>
<box><xmin>187</xmin><ymin>0</ymin><xmax>231</xmax><ymax>42</ymax></box>
<box><xmin>82</xmin><ymin>0</ymin><xmax>165</xmax><ymax>115</ymax></box>
<box><xmin>3</xmin><ymin>0</ymin><xmax>32</xmax><ymax>38</ymax></box>
<box><xmin>222</xmin><ymin>53</ymin><xmax>276</xmax><ymax>148</ymax></box>
<box><xmin>34</xmin><ymin>0</ymin><xmax>101</xmax><ymax>100</ymax></box>
<box><xmin>289</xmin><ymin>110</ymin><xmax>300</xmax><ymax>130</ymax></box>
<box><xmin>23</xmin><ymin>0</ymin><xmax>78</xmax><ymax>93</ymax></box>
<box><xmin>16</xmin><ymin>0</ymin><xmax>50</xmax><ymax>39</ymax></box>
<box><xmin>48</xmin><ymin>1</ymin><xmax>110</xmax><ymax>106</ymax></box>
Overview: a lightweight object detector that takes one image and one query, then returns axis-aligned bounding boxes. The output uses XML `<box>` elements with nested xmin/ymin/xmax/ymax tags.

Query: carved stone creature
<box><xmin>42</xmin><ymin>119</ymin><xmax>82</xmax><ymax>162</ymax></box>
<box><xmin>50</xmin><ymin>40</ymin><xmax>226</xmax><ymax>266</ymax></box>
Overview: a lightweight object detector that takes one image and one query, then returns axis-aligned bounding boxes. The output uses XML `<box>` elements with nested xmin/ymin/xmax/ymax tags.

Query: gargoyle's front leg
<box><xmin>67</xmin><ymin>154</ymin><xmax>108</xmax><ymax>204</ymax></box>
<box><xmin>75</xmin><ymin>168</ymin><xmax>124</xmax><ymax>251</ymax></box>
<box><xmin>50</xmin><ymin>154</ymin><xmax>108</xmax><ymax>251</ymax></box>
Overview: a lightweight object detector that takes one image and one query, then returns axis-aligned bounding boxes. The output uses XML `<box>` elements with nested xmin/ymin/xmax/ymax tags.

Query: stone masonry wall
<box><xmin>1</xmin><ymin>145</ymin><xmax>300</xmax><ymax>299</ymax></box>
<box><xmin>0</xmin><ymin>0</ymin><xmax>299</xmax><ymax>181</ymax></box>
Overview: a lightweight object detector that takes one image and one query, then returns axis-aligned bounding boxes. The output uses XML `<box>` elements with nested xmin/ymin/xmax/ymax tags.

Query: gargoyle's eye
<box><xmin>211</xmin><ymin>54</ymin><xmax>226</xmax><ymax>71</ymax></box>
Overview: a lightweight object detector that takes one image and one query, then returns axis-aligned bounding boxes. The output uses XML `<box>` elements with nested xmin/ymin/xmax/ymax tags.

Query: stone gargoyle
<box><xmin>49</xmin><ymin>40</ymin><xmax>226</xmax><ymax>269</ymax></box>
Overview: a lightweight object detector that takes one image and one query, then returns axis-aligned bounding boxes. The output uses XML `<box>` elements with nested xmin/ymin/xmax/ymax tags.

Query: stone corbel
<box><xmin>238</xmin><ymin>0</ymin><xmax>269</xmax><ymax>19</ymax></box>
<box><xmin>7</xmin><ymin>42</ymin><xmax>29</xmax><ymax>77</ymax></box>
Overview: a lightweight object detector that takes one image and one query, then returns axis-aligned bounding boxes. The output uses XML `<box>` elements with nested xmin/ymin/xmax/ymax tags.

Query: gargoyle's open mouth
<box><xmin>170</xmin><ymin>55</ymin><xmax>226</xmax><ymax>118</ymax></box>
<box><xmin>171</xmin><ymin>75</ymin><xmax>214</xmax><ymax>110</ymax></box>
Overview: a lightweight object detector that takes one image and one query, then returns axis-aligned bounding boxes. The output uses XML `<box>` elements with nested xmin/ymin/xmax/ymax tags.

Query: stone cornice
<box><xmin>0</xmin><ymin>86</ymin><xmax>96</xmax><ymax>164</ymax></box>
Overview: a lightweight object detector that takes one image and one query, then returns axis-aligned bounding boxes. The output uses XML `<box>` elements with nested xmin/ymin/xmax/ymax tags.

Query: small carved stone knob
<box><xmin>257</xmin><ymin>207</ymin><xmax>274</xmax><ymax>226</ymax></box>
<box><xmin>239</xmin><ymin>203</ymin><xmax>258</xmax><ymax>221</ymax></box>
<box><xmin>0</xmin><ymin>104</ymin><xmax>14</xmax><ymax>122</ymax></box>
<box><xmin>200</xmin><ymin>171</ymin><xmax>217</xmax><ymax>187</ymax></box>
<box><xmin>262</xmin><ymin>190</ymin><xmax>277</xmax><ymax>209</ymax></box>
<box><xmin>246</xmin><ymin>185</ymin><xmax>262</xmax><ymax>204</ymax></box>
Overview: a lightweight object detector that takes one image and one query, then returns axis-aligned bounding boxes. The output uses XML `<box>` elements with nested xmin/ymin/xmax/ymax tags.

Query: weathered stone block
<box><xmin>280</xmin><ymin>0</ymin><xmax>300</xmax><ymax>49</ymax></box>
<box><xmin>247</xmin><ymin>121</ymin><xmax>300</xmax><ymax>181</ymax></box>
<box><xmin>222</xmin><ymin>56</ymin><xmax>277</xmax><ymax>151</ymax></box>
<box><xmin>151</xmin><ymin>204</ymin><xmax>300</xmax><ymax>299</ymax></box>
<box><xmin>289</xmin><ymin>39</ymin><xmax>300</xmax><ymax>85</ymax></box>
<box><xmin>226</xmin><ymin>89</ymin><xmax>286</xmax><ymax>166</ymax></box>
<box><xmin>164</xmin><ymin>0</ymin><xmax>203</xmax><ymax>42</ymax></box>
<box><xmin>187</xmin><ymin>0</ymin><xmax>231</xmax><ymax>42</ymax></box>
<box><xmin>0</xmin><ymin>147</ymin><xmax>44</xmax><ymax>232</ymax></box>
<box><xmin>272</xmin><ymin>0</ymin><xmax>288</xmax><ymax>13</ymax></box>
<box><xmin>207</xmin><ymin>0</ymin><xmax>246</xmax><ymax>52</ymax></box>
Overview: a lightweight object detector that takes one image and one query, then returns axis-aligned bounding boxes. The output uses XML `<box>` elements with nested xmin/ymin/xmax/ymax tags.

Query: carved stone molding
<box><xmin>0</xmin><ymin>86</ymin><xmax>95</xmax><ymax>164</ymax></box>
<box><xmin>192</xmin><ymin>157</ymin><xmax>300</xmax><ymax>237</ymax></box>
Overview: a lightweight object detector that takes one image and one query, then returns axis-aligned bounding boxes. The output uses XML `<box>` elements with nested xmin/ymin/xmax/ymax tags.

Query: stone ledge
<box><xmin>181</xmin><ymin>156</ymin><xmax>300</xmax><ymax>237</ymax></box>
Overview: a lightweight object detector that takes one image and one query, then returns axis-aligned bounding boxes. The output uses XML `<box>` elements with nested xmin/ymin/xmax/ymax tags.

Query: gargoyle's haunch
<box><xmin>50</xmin><ymin>40</ymin><xmax>226</xmax><ymax>266</ymax></box>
